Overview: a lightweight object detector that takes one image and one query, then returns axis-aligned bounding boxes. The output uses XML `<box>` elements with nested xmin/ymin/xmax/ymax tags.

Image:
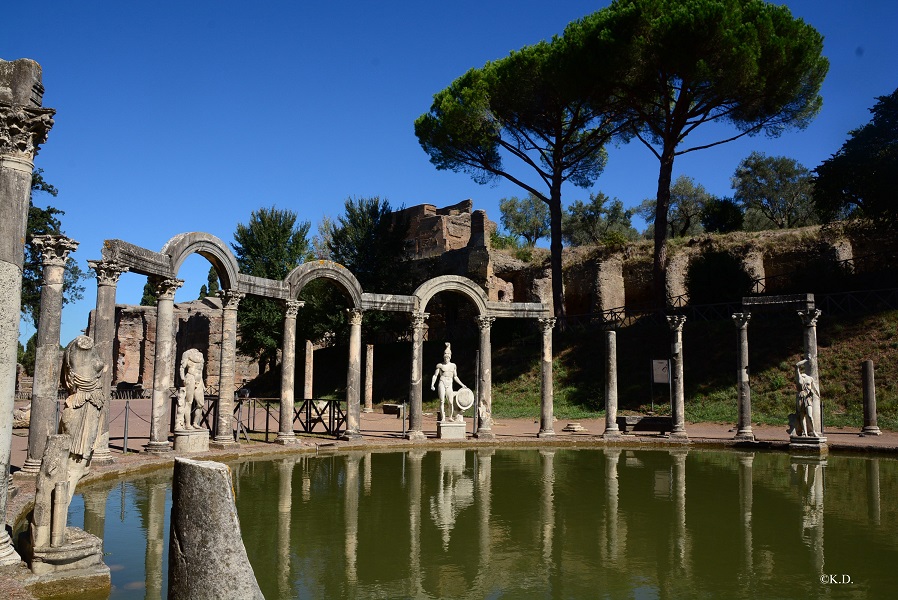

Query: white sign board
<box><xmin>652</xmin><ymin>360</ymin><xmax>670</xmax><ymax>384</ymax></box>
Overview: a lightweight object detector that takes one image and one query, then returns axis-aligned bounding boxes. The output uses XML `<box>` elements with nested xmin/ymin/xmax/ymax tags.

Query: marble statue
<box><xmin>431</xmin><ymin>342</ymin><xmax>470</xmax><ymax>422</ymax></box>
<box><xmin>174</xmin><ymin>387</ymin><xmax>189</xmax><ymax>431</ymax></box>
<box><xmin>787</xmin><ymin>358</ymin><xmax>820</xmax><ymax>438</ymax></box>
<box><xmin>179</xmin><ymin>348</ymin><xmax>206</xmax><ymax>429</ymax></box>
<box><xmin>58</xmin><ymin>335</ymin><xmax>108</xmax><ymax>503</ymax></box>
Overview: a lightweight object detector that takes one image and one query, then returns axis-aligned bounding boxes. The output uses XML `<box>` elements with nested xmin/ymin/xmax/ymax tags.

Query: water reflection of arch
<box><xmin>414</xmin><ymin>275</ymin><xmax>489</xmax><ymax>316</ymax></box>
<box><xmin>286</xmin><ymin>260</ymin><xmax>364</xmax><ymax>307</ymax></box>
<box><xmin>160</xmin><ymin>232</ymin><xmax>241</xmax><ymax>289</ymax></box>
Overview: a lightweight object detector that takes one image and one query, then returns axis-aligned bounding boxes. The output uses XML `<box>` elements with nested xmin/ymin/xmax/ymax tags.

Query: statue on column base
<box><xmin>431</xmin><ymin>343</ymin><xmax>473</xmax><ymax>439</ymax></box>
<box><xmin>19</xmin><ymin>337</ymin><xmax>110</xmax><ymax>593</ymax></box>
<box><xmin>788</xmin><ymin>359</ymin><xmax>827</xmax><ymax>452</ymax></box>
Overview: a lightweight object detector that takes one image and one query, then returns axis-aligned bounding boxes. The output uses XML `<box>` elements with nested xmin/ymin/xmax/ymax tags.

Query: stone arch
<box><xmin>160</xmin><ymin>232</ymin><xmax>241</xmax><ymax>290</ymax></box>
<box><xmin>286</xmin><ymin>260</ymin><xmax>364</xmax><ymax>308</ymax></box>
<box><xmin>414</xmin><ymin>275</ymin><xmax>489</xmax><ymax>316</ymax></box>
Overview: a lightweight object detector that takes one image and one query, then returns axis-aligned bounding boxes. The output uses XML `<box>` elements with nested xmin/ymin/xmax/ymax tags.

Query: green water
<box><xmin>69</xmin><ymin>448</ymin><xmax>898</xmax><ymax>599</ymax></box>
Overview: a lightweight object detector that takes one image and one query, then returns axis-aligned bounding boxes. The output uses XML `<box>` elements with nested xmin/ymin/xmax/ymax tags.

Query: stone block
<box><xmin>173</xmin><ymin>429</ymin><xmax>209</xmax><ymax>453</ymax></box>
<box><xmin>438</xmin><ymin>420</ymin><xmax>466</xmax><ymax>440</ymax></box>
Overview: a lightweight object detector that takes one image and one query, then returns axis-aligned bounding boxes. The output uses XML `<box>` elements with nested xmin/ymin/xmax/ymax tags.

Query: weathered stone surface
<box><xmin>437</xmin><ymin>420</ymin><xmax>466</xmax><ymax>439</ymax></box>
<box><xmin>172</xmin><ymin>429</ymin><xmax>209</xmax><ymax>453</ymax></box>
<box><xmin>168</xmin><ymin>458</ymin><xmax>264</xmax><ymax>600</ymax></box>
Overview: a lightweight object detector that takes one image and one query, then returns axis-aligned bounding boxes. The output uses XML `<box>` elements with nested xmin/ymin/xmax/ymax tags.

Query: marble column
<box><xmin>145</xmin><ymin>277</ymin><xmax>182</xmax><ymax>453</ymax></box>
<box><xmin>475</xmin><ymin>315</ymin><xmax>495</xmax><ymax>439</ymax></box>
<box><xmin>407</xmin><ymin>312</ymin><xmax>428</xmax><ymax>440</ymax></box>
<box><xmin>798</xmin><ymin>309</ymin><xmax>823</xmax><ymax>431</ymax></box>
<box><xmin>0</xmin><ymin>57</ymin><xmax>55</xmax><ymax>566</ymax></box>
<box><xmin>363</xmin><ymin>344</ymin><xmax>374</xmax><ymax>413</ymax></box>
<box><xmin>861</xmin><ymin>360</ymin><xmax>881</xmax><ymax>436</ymax></box>
<box><xmin>538</xmin><ymin>318</ymin><xmax>556</xmax><ymax>438</ymax></box>
<box><xmin>603</xmin><ymin>325</ymin><xmax>621</xmax><ymax>439</ymax></box>
<box><xmin>22</xmin><ymin>235</ymin><xmax>79</xmax><ymax>474</ymax></box>
<box><xmin>87</xmin><ymin>259</ymin><xmax>128</xmax><ymax>465</ymax></box>
<box><xmin>666</xmin><ymin>315</ymin><xmax>688</xmax><ymax>440</ymax></box>
<box><xmin>276</xmin><ymin>300</ymin><xmax>303</xmax><ymax>445</ymax></box>
<box><xmin>213</xmin><ymin>289</ymin><xmax>244</xmax><ymax>447</ymax></box>
<box><xmin>343</xmin><ymin>308</ymin><xmax>363</xmax><ymax>440</ymax></box>
<box><xmin>732</xmin><ymin>313</ymin><xmax>754</xmax><ymax>441</ymax></box>
<box><xmin>304</xmin><ymin>340</ymin><xmax>313</xmax><ymax>399</ymax></box>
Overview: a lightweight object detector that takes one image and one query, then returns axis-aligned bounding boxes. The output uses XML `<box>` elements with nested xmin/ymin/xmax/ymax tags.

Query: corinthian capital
<box><xmin>797</xmin><ymin>308</ymin><xmax>821</xmax><ymax>327</ymax></box>
<box><xmin>32</xmin><ymin>234</ymin><xmax>79</xmax><ymax>268</ymax></box>
<box><xmin>410</xmin><ymin>312</ymin><xmax>429</xmax><ymax>330</ymax></box>
<box><xmin>151</xmin><ymin>277</ymin><xmax>183</xmax><ymax>301</ymax></box>
<box><xmin>347</xmin><ymin>308</ymin><xmax>364</xmax><ymax>327</ymax></box>
<box><xmin>731</xmin><ymin>313</ymin><xmax>751</xmax><ymax>330</ymax></box>
<box><xmin>217</xmin><ymin>289</ymin><xmax>244</xmax><ymax>310</ymax></box>
<box><xmin>476</xmin><ymin>315</ymin><xmax>496</xmax><ymax>331</ymax></box>
<box><xmin>284</xmin><ymin>299</ymin><xmax>304</xmax><ymax>319</ymax></box>
<box><xmin>537</xmin><ymin>317</ymin><xmax>556</xmax><ymax>332</ymax></box>
<box><xmin>0</xmin><ymin>105</ymin><xmax>55</xmax><ymax>157</ymax></box>
<box><xmin>88</xmin><ymin>259</ymin><xmax>129</xmax><ymax>286</ymax></box>
<box><xmin>666</xmin><ymin>314</ymin><xmax>687</xmax><ymax>332</ymax></box>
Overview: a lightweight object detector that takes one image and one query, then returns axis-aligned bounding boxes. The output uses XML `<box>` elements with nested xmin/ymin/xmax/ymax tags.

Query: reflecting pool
<box><xmin>67</xmin><ymin>448</ymin><xmax>898</xmax><ymax>599</ymax></box>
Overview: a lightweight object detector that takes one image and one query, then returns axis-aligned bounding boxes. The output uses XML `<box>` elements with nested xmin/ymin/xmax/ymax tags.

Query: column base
<box><xmin>734</xmin><ymin>429</ymin><xmax>755</xmax><ymax>442</ymax></box>
<box><xmin>91</xmin><ymin>448</ymin><xmax>115</xmax><ymax>465</ymax></box>
<box><xmin>340</xmin><ymin>431</ymin><xmax>363</xmax><ymax>442</ymax></box>
<box><xmin>669</xmin><ymin>430</ymin><xmax>689</xmax><ymax>441</ymax></box>
<box><xmin>537</xmin><ymin>429</ymin><xmax>556</xmax><ymax>439</ymax></box>
<box><xmin>789</xmin><ymin>435</ymin><xmax>828</xmax><ymax>454</ymax></box>
<box><xmin>361</xmin><ymin>407</ymin><xmax>374</xmax><ymax>413</ymax></box>
<box><xmin>602</xmin><ymin>427</ymin><xmax>622</xmax><ymax>439</ymax></box>
<box><xmin>143</xmin><ymin>441</ymin><xmax>172</xmax><ymax>454</ymax></box>
<box><xmin>20</xmin><ymin>457</ymin><xmax>42</xmax><ymax>475</ymax></box>
<box><xmin>405</xmin><ymin>430</ymin><xmax>426</xmax><ymax>441</ymax></box>
<box><xmin>474</xmin><ymin>429</ymin><xmax>495</xmax><ymax>440</ymax></box>
<box><xmin>0</xmin><ymin>531</ymin><xmax>21</xmax><ymax>567</ymax></box>
<box><xmin>274</xmin><ymin>433</ymin><xmax>300</xmax><ymax>445</ymax></box>
<box><xmin>860</xmin><ymin>426</ymin><xmax>882</xmax><ymax>436</ymax></box>
<box><xmin>209</xmin><ymin>438</ymin><xmax>239</xmax><ymax>450</ymax></box>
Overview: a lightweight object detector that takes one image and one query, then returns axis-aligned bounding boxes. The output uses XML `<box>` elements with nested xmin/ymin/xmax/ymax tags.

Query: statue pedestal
<box><xmin>789</xmin><ymin>435</ymin><xmax>828</xmax><ymax>454</ymax></box>
<box><xmin>18</xmin><ymin>527</ymin><xmax>110</xmax><ymax>597</ymax></box>
<box><xmin>173</xmin><ymin>429</ymin><xmax>209</xmax><ymax>453</ymax></box>
<box><xmin>438</xmin><ymin>420</ymin><xmax>466</xmax><ymax>440</ymax></box>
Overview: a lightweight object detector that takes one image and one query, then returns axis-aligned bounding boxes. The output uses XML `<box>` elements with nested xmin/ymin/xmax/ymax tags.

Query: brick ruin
<box><xmin>93</xmin><ymin>201</ymin><xmax>897</xmax><ymax>392</ymax></box>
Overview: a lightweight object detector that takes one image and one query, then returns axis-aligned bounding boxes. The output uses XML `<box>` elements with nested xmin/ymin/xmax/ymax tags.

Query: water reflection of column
<box><xmin>82</xmin><ymin>485</ymin><xmax>111</xmax><ymax>547</ymax></box>
<box><xmin>794</xmin><ymin>457</ymin><xmax>825</xmax><ymax>575</ymax></box>
<box><xmin>277</xmin><ymin>458</ymin><xmax>295</xmax><ymax>598</ymax></box>
<box><xmin>539</xmin><ymin>450</ymin><xmax>555</xmax><ymax>565</ymax></box>
<box><xmin>477</xmin><ymin>449</ymin><xmax>493</xmax><ymax>579</ymax></box>
<box><xmin>602</xmin><ymin>448</ymin><xmax>623</xmax><ymax>562</ymax></box>
<box><xmin>363</xmin><ymin>452</ymin><xmax>372</xmax><ymax>496</ymax></box>
<box><xmin>145</xmin><ymin>480</ymin><xmax>167</xmax><ymax>600</ymax></box>
<box><xmin>408</xmin><ymin>450</ymin><xmax>426</xmax><ymax>597</ymax></box>
<box><xmin>867</xmin><ymin>458</ymin><xmax>881</xmax><ymax>526</ymax></box>
<box><xmin>345</xmin><ymin>453</ymin><xmax>361</xmax><ymax>584</ymax></box>
<box><xmin>301</xmin><ymin>456</ymin><xmax>311</xmax><ymax>502</ymax></box>
<box><xmin>738</xmin><ymin>453</ymin><xmax>754</xmax><ymax>575</ymax></box>
<box><xmin>670</xmin><ymin>449</ymin><xmax>689</xmax><ymax>575</ymax></box>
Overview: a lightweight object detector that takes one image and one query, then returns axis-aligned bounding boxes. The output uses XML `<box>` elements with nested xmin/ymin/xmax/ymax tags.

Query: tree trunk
<box><xmin>653</xmin><ymin>148</ymin><xmax>675</xmax><ymax>310</ymax></box>
<box><xmin>549</xmin><ymin>184</ymin><xmax>566</xmax><ymax>330</ymax></box>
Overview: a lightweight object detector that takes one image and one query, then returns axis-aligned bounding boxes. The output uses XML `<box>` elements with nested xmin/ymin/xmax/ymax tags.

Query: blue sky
<box><xmin>4</xmin><ymin>0</ymin><xmax>897</xmax><ymax>345</ymax></box>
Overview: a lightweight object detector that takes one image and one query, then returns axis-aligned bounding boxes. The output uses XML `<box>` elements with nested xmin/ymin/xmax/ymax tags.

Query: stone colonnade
<box><xmin>1</xmin><ymin>58</ymin><xmax>55</xmax><ymax>565</ymax></box>
<box><xmin>91</xmin><ymin>240</ymin><xmax>552</xmax><ymax>447</ymax></box>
